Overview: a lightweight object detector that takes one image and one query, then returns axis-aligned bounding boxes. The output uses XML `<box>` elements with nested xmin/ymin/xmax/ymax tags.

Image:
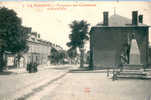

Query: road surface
<box><xmin>0</xmin><ymin>65</ymin><xmax>73</xmax><ymax>100</ymax></box>
<box><xmin>39</xmin><ymin>72</ymin><xmax>151</xmax><ymax>100</ymax></box>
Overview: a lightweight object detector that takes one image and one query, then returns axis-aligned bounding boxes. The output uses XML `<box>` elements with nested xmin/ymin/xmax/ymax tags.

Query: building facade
<box><xmin>23</xmin><ymin>32</ymin><xmax>51</xmax><ymax>67</ymax></box>
<box><xmin>6</xmin><ymin>30</ymin><xmax>52</xmax><ymax>68</ymax></box>
<box><xmin>89</xmin><ymin>11</ymin><xmax>149</xmax><ymax>69</ymax></box>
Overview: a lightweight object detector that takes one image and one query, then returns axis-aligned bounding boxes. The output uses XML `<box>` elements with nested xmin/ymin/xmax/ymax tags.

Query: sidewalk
<box><xmin>0</xmin><ymin>64</ymin><xmax>70</xmax><ymax>100</ymax></box>
<box><xmin>7</xmin><ymin>64</ymin><xmax>58</xmax><ymax>74</ymax></box>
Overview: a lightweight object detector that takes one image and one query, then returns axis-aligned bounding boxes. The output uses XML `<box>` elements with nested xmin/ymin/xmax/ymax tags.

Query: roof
<box><xmin>95</xmin><ymin>14</ymin><xmax>149</xmax><ymax>27</ymax></box>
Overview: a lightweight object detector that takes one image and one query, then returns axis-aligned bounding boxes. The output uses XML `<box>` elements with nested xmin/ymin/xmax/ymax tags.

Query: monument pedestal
<box><xmin>129</xmin><ymin>39</ymin><xmax>141</xmax><ymax>65</ymax></box>
<box><xmin>115</xmin><ymin>38</ymin><xmax>146</xmax><ymax>79</ymax></box>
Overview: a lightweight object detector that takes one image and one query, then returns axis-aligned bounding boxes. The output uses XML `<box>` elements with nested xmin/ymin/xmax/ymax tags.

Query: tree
<box><xmin>0</xmin><ymin>7</ymin><xmax>29</xmax><ymax>71</ymax></box>
<box><xmin>67</xmin><ymin>48</ymin><xmax>77</xmax><ymax>59</ymax></box>
<box><xmin>67</xmin><ymin>20</ymin><xmax>89</xmax><ymax>68</ymax></box>
<box><xmin>50</xmin><ymin>47</ymin><xmax>66</xmax><ymax>64</ymax></box>
<box><xmin>67</xmin><ymin>48</ymin><xmax>77</xmax><ymax>64</ymax></box>
<box><xmin>50</xmin><ymin>47</ymin><xmax>58</xmax><ymax>64</ymax></box>
<box><xmin>86</xmin><ymin>51</ymin><xmax>90</xmax><ymax>64</ymax></box>
<box><xmin>56</xmin><ymin>50</ymin><xmax>65</xmax><ymax>64</ymax></box>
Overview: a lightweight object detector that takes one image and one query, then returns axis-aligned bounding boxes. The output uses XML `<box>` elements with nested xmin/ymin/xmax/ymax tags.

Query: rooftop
<box><xmin>96</xmin><ymin>14</ymin><xmax>149</xmax><ymax>27</ymax></box>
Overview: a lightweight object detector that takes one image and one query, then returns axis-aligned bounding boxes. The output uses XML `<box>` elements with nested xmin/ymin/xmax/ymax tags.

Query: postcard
<box><xmin>0</xmin><ymin>0</ymin><xmax>151</xmax><ymax>100</ymax></box>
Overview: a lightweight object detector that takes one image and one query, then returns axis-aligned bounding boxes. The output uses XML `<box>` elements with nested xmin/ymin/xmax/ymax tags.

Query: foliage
<box><xmin>67</xmin><ymin>20</ymin><xmax>90</xmax><ymax>67</ymax></box>
<box><xmin>50</xmin><ymin>47</ymin><xmax>58</xmax><ymax>64</ymax></box>
<box><xmin>0</xmin><ymin>7</ymin><xmax>29</xmax><ymax>54</ymax></box>
<box><xmin>67</xmin><ymin>20</ymin><xmax>89</xmax><ymax>49</ymax></box>
<box><xmin>59</xmin><ymin>51</ymin><xmax>65</xmax><ymax>60</ymax></box>
<box><xmin>0</xmin><ymin>7</ymin><xmax>29</xmax><ymax>71</ymax></box>
<box><xmin>67</xmin><ymin>48</ymin><xmax>77</xmax><ymax>59</ymax></box>
<box><xmin>50</xmin><ymin>47</ymin><xmax>65</xmax><ymax>64</ymax></box>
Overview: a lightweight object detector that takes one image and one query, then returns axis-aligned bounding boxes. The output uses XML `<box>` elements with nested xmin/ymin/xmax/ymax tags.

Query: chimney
<box><xmin>132</xmin><ymin>11</ymin><xmax>138</xmax><ymax>25</ymax></box>
<box><xmin>103</xmin><ymin>12</ymin><xmax>108</xmax><ymax>26</ymax></box>
<box><xmin>139</xmin><ymin>15</ymin><xmax>143</xmax><ymax>23</ymax></box>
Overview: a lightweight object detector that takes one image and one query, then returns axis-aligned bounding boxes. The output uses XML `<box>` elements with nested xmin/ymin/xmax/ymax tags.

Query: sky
<box><xmin>0</xmin><ymin>1</ymin><xmax>151</xmax><ymax>50</ymax></box>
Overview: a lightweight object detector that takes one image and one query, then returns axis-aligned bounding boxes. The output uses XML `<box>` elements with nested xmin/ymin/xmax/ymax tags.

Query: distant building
<box><xmin>6</xmin><ymin>28</ymin><xmax>52</xmax><ymax>68</ymax></box>
<box><xmin>23</xmin><ymin>32</ymin><xmax>51</xmax><ymax>67</ymax></box>
<box><xmin>50</xmin><ymin>43</ymin><xmax>67</xmax><ymax>64</ymax></box>
<box><xmin>89</xmin><ymin>11</ymin><xmax>150</xmax><ymax>69</ymax></box>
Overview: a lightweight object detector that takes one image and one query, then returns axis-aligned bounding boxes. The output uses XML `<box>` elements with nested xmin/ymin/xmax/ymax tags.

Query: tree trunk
<box><xmin>80</xmin><ymin>48</ymin><xmax>84</xmax><ymax>68</ymax></box>
<box><xmin>0</xmin><ymin>51</ymin><xmax>4</xmax><ymax>72</ymax></box>
<box><xmin>14</xmin><ymin>57</ymin><xmax>17</xmax><ymax>68</ymax></box>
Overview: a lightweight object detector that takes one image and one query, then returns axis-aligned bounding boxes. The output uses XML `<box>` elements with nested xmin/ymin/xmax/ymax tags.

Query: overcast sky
<box><xmin>1</xmin><ymin>1</ymin><xmax>151</xmax><ymax>50</ymax></box>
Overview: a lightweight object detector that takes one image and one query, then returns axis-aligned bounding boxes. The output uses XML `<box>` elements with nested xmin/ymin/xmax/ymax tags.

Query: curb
<box><xmin>14</xmin><ymin>70</ymin><xmax>69</xmax><ymax>100</ymax></box>
<box><xmin>69</xmin><ymin>69</ymin><xmax>110</xmax><ymax>73</ymax></box>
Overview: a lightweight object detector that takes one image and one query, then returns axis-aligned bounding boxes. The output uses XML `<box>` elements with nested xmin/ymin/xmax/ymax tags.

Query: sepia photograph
<box><xmin>0</xmin><ymin>0</ymin><xmax>151</xmax><ymax>100</ymax></box>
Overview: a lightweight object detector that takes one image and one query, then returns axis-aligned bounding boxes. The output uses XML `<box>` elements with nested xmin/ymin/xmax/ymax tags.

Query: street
<box><xmin>0</xmin><ymin>65</ymin><xmax>74</xmax><ymax>100</ymax></box>
<box><xmin>1</xmin><ymin>65</ymin><xmax>151</xmax><ymax>100</ymax></box>
<box><xmin>39</xmin><ymin>72</ymin><xmax>151</xmax><ymax>100</ymax></box>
